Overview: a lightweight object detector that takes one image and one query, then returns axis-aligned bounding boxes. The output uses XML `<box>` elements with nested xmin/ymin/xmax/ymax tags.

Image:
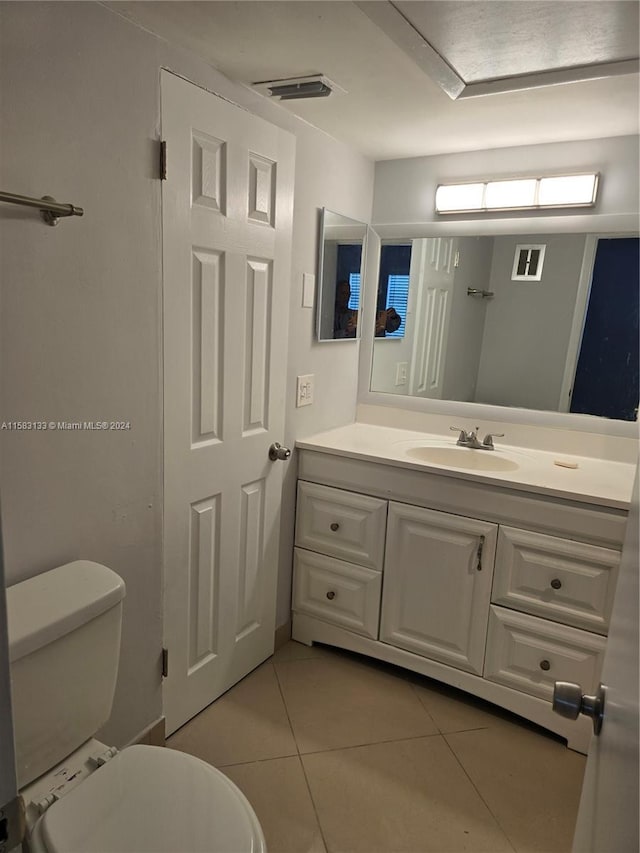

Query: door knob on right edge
<box><xmin>552</xmin><ymin>681</ymin><xmax>607</xmax><ymax>735</ymax></box>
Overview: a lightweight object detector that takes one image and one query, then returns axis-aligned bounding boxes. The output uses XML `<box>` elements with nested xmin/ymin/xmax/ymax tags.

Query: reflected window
<box><xmin>385</xmin><ymin>275</ymin><xmax>409</xmax><ymax>338</ymax></box>
<box><xmin>333</xmin><ymin>245</ymin><xmax>363</xmax><ymax>339</ymax></box>
<box><xmin>348</xmin><ymin>272</ymin><xmax>361</xmax><ymax>311</ymax></box>
<box><xmin>377</xmin><ymin>244</ymin><xmax>411</xmax><ymax>338</ymax></box>
<box><xmin>337</xmin><ymin>244</ymin><xmax>363</xmax><ymax>312</ymax></box>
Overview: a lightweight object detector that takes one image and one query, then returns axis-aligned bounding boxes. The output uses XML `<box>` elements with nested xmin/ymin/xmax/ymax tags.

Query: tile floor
<box><xmin>167</xmin><ymin>641</ymin><xmax>586</xmax><ymax>853</ymax></box>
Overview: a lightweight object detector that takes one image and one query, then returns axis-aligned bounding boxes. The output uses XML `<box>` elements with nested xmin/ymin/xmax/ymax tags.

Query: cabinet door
<box><xmin>380</xmin><ymin>502</ymin><xmax>497</xmax><ymax>675</ymax></box>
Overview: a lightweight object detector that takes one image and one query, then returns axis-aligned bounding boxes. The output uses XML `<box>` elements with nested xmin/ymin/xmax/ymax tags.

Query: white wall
<box><xmin>278</xmin><ymin>130</ymin><xmax>373</xmax><ymax>628</ymax></box>
<box><xmin>370</xmin><ymin>241</ymin><xmax>419</xmax><ymax>394</ymax></box>
<box><xmin>372</xmin><ymin>135</ymin><xmax>639</xmax><ymax>234</ymax></box>
<box><xmin>370</xmin><ymin>337</ymin><xmax>413</xmax><ymax>394</ymax></box>
<box><xmin>475</xmin><ymin>234</ymin><xmax>586</xmax><ymax>411</ymax></box>
<box><xmin>0</xmin><ymin>1</ymin><xmax>373</xmax><ymax>747</ymax></box>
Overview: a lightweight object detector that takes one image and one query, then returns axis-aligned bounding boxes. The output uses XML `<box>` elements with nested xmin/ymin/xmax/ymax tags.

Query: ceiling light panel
<box><xmin>435</xmin><ymin>173</ymin><xmax>599</xmax><ymax>214</ymax></box>
<box><xmin>434</xmin><ymin>183</ymin><xmax>485</xmax><ymax>213</ymax></box>
<box><xmin>485</xmin><ymin>179</ymin><xmax>537</xmax><ymax>209</ymax></box>
<box><xmin>538</xmin><ymin>174</ymin><xmax>599</xmax><ymax>206</ymax></box>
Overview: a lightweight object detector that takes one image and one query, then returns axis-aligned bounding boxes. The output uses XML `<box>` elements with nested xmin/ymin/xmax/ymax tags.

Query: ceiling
<box><xmin>107</xmin><ymin>0</ymin><xmax>640</xmax><ymax>161</ymax></box>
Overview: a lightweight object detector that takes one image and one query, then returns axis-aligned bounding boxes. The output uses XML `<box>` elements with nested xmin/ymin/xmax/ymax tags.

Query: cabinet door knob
<box><xmin>540</xmin><ymin>659</ymin><xmax>551</xmax><ymax>671</ymax></box>
<box><xmin>326</xmin><ymin>590</ymin><xmax>336</xmax><ymax>600</ymax></box>
<box><xmin>330</xmin><ymin>522</ymin><xmax>340</xmax><ymax>532</ymax></box>
<box><xmin>550</xmin><ymin>578</ymin><xmax>562</xmax><ymax>590</ymax></box>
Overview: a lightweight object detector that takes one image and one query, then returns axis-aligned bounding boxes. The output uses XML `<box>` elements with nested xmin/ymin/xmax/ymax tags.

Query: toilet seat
<box><xmin>28</xmin><ymin>745</ymin><xmax>266</xmax><ymax>853</ymax></box>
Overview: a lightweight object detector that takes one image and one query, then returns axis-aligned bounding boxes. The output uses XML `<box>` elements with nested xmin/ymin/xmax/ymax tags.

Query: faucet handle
<box><xmin>450</xmin><ymin>426</ymin><xmax>469</xmax><ymax>444</ymax></box>
<box><xmin>482</xmin><ymin>432</ymin><xmax>504</xmax><ymax>449</ymax></box>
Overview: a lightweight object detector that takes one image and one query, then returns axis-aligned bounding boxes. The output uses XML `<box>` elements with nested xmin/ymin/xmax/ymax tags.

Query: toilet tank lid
<box><xmin>7</xmin><ymin>561</ymin><xmax>126</xmax><ymax>663</ymax></box>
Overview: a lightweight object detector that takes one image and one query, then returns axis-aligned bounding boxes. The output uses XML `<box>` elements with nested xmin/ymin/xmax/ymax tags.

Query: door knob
<box><xmin>268</xmin><ymin>442</ymin><xmax>291</xmax><ymax>462</ymax></box>
<box><xmin>552</xmin><ymin>681</ymin><xmax>606</xmax><ymax>735</ymax></box>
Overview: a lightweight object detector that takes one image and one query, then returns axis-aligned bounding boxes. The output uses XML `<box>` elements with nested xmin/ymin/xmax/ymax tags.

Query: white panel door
<box><xmin>572</xmin><ymin>468</ymin><xmax>639</xmax><ymax>852</ymax></box>
<box><xmin>410</xmin><ymin>237</ymin><xmax>456</xmax><ymax>398</ymax></box>
<box><xmin>380</xmin><ymin>502</ymin><xmax>497</xmax><ymax>675</ymax></box>
<box><xmin>162</xmin><ymin>71</ymin><xmax>295</xmax><ymax>734</ymax></box>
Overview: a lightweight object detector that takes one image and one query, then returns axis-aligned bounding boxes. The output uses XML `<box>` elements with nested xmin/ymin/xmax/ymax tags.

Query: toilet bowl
<box><xmin>25</xmin><ymin>745</ymin><xmax>265</xmax><ymax>853</ymax></box>
<box><xmin>7</xmin><ymin>561</ymin><xmax>266</xmax><ymax>853</ymax></box>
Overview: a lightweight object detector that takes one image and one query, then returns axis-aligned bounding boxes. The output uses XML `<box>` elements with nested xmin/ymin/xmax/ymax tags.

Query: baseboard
<box><xmin>274</xmin><ymin>619</ymin><xmax>292</xmax><ymax>651</ymax></box>
<box><xmin>129</xmin><ymin>717</ymin><xmax>166</xmax><ymax>748</ymax></box>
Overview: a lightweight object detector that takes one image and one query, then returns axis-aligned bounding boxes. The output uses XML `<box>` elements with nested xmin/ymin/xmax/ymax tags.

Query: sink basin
<box><xmin>404</xmin><ymin>446</ymin><xmax>520</xmax><ymax>472</ymax></box>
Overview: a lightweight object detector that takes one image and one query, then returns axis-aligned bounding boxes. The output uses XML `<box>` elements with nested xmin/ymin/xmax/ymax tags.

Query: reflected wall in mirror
<box><xmin>317</xmin><ymin>208</ymin><xmax>368</xmax><ymax>341</ymax></box>
<box><xmin>370</xmin><ymin>233</ymin><xmax>639</xmax><ymax>421</ymax></box>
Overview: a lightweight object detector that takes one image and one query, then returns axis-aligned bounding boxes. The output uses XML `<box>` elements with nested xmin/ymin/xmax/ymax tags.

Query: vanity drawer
<box><xmin>492</xmin><ymin>526</ymin><xmax>619</xmax><ymax>634</ymax></box>
<box><xmin>484</xmin><ymin>606</ymin><xmax>606</xmax><ymax>702</ymax></box>
<box><xmin>295</xmin><ymin>481</ymin><xmax>387</xmax><ymax>570</ymax></box>
<box><xmin>293</xmin><ymin>548</ymin><xmax>382</xmax><ymax>639</ymax></box>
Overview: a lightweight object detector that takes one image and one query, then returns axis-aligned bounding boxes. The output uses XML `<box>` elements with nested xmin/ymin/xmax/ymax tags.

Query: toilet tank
<box><xmin>6</xmin><ymin>561</ymin><xmax>126</xmax><ymax>788</ymax></box>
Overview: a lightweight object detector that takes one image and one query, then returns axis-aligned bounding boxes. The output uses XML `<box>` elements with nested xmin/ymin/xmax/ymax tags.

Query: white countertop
<box><xmin>296</xmin><ymin>423</ymin><xmax>636</xmax><ymax>510</ymax></box>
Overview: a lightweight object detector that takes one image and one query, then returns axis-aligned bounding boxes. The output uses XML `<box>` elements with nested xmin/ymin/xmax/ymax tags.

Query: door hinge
<box><xmin>0</xmin><ymin>795</ymin><xmax>25</xmax><ymax>853</ymax></box>
<box><xmin>159</xmin><ymin>140</ymin><xmax>167</xmax><ymax>181</ymax></box>
<box><xmin>161</xmin><ymin>647</ymin><xmax>169</xmax><ymax>678</ymax></box>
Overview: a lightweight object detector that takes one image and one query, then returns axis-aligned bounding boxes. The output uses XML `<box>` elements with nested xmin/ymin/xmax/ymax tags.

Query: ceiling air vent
<box><xmin>512</xmin><ymin>244</ymin><xmax>546</xmax><ymax>281</ymax></box>
<box><xmin>252</xmin><ymin>74</ymin><xmax>342</xmax><ymax>101</ymax></box>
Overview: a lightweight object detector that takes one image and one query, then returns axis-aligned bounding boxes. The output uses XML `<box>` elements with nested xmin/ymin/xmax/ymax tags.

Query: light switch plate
<box><xmin>296</xmin><ymin>374</ymin><xmax>314</xmax><ymax>407</ymax></box>
<box><xmin>395</xmin><ymin>362</ymin><xmax>409</xmax><ymax>386</ymax></box>
<box><xmin>302</xmin><ymin>273</ymin><xmax>315</xmax><ymax>308</ymax></box>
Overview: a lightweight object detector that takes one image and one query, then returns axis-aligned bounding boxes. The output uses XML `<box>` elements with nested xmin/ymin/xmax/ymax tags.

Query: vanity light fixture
<box><xmin>435</xmin><ymin>173</ymin><xmax>599</xmax><ymax>214</ymax></box>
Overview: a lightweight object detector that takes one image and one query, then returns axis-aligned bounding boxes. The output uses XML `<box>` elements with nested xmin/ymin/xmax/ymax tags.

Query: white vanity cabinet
<box><xmin>292</xmin><ymin>448</ymin><xmax>627</xmax><ymax>752</ymax></box>
<box><xmin>380</xmin><ymin>503</ymin><xmax>496</xmax><ymax>675</ymax></box>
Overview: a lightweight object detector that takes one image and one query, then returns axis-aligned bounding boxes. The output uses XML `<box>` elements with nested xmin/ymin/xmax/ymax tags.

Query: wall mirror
<box><xmin>317</xmin><ymin>208</ymin><xmax>368</xmax><ymax>342</ymax></box>
<box><xmin>370</xmin><ymin>233</ymin><xmax>639</xmax><ymax>421</ymax></box>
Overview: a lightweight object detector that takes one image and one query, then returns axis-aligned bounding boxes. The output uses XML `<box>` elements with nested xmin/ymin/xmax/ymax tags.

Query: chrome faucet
<box><xmin>449</xmin><ymin>426</ymin><xmax>504</xmax><ymax>451</ymax></box>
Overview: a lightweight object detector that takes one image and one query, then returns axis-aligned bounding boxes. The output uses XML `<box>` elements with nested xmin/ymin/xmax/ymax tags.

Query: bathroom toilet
<box><xmin>7</xmin><ymin>560</ymin><xmax>266</xmax><ymax>853</ymax></box>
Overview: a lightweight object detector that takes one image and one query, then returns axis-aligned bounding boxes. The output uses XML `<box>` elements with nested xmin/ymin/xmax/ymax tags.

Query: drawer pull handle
<box><xmin>330</xmin><ymin>522</ymin><xmax>340</xmax><ymax>532</ymax></box>
<box><xmin>476</xmin><ymin>534</ymin><xmax>485</xmax><ymax>571</ymax></box>
<box><xmin>540</xmin><ymin>659</ymin><xmax>551</xmax><ymax>671</ymax></box>
<box><xmin>326</xmin><ymin>590</ymin><xmax>336</xmax><ymax>600</ymax></box>
<box><xmin>550</xmin><ymin>578</ymin><xmax>562</xmax><ymax>590</ymax></box>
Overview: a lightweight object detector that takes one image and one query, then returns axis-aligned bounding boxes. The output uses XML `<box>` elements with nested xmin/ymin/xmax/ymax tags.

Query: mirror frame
<box><xmin>358</xmin><ymin>221</ymin><xmax>639</xmax><ymax>439</ymax></box>
<box><xmin>316</xmin><ymin>207</ymin><xmax>369</xmax><ymax>343</ymax></box>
